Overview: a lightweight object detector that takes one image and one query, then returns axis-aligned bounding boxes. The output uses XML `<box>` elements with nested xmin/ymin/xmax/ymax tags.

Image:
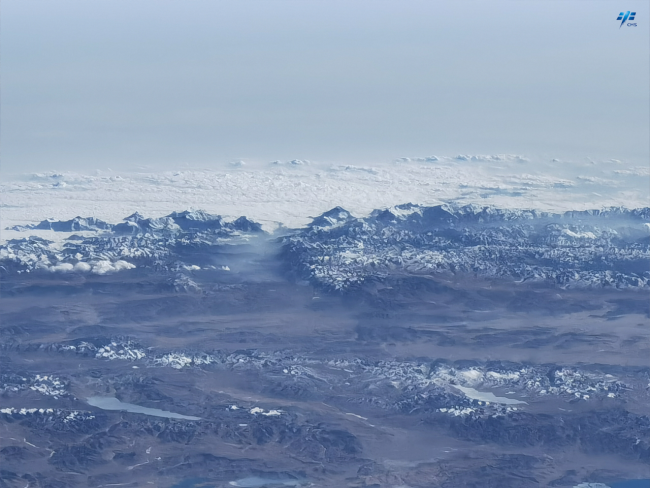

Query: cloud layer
<box><xmin>1</xmin><ymin>156</ymin><xmax>647</xmax><ymax>241</ymax></box>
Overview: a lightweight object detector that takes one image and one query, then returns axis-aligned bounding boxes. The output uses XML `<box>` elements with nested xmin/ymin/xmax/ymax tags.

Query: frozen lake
<box><xmin>229</xmin><ymin>477</ymin><xmax>303</xmax><ymax>487</ymax></box>
<box><xmin>453</xmin><ymin>385</ymin><xmax>527</xmax><ymax>405</ymax></box>
<box><xmin>87</xmin><ymin>396</ymin><xmax>201</xmax><ymax>420</ymax></box>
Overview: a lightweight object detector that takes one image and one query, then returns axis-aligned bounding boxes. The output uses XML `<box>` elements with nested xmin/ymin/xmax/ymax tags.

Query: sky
<box><xmin>1</xmin><ymin>0</ymin><xmax>649</xmax><ymax>172</ymax></box>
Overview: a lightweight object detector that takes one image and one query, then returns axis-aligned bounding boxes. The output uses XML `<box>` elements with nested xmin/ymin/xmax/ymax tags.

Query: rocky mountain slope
<box><xmin>1</xmin><ymin>204</ymin><xmax>649</xmax><ymax>487</ymax></box>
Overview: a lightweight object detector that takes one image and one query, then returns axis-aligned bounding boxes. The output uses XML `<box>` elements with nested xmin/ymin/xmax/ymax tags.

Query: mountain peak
<box><xmin>309</xmin><ymin>207</ymin><xmax>354</xmax><ymax>228</ymax></box>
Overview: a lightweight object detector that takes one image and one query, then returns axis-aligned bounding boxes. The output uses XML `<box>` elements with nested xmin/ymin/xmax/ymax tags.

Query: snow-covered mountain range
<box><xmin>1</xmin><ymin>210</ymin><xmax>263</xmax><ymax>276</ymax></box>
<box><xmin>284</xmin><ymin>204</ymin><xmax>650</xmax><ymax>290</ymax></box>
<box><xmin>2</xmin><ymin>204</ymin><xmax>649</xmax><ymax>291</ymax></box>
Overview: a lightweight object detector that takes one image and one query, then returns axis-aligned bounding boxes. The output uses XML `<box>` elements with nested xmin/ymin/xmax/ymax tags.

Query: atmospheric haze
<box><xmin>1</xmin><ymin>0</ymin><xmax>649</xmax><ymax>174</ymax></box>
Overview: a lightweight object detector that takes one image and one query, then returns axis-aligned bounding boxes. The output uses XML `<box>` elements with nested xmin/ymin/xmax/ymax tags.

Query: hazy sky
<box><xmin>2</xmin><ymin>0</ymin><xmax>649</xmax><ymax>172</ymax></box>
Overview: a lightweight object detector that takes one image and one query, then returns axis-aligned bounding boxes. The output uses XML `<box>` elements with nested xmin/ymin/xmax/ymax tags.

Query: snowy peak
<box><xmin>365</xmin><ymin>204</ymin><xmax>650</xmax><ymax>230</ymax></box>
<box><xmin>113</xmin><ymin>216</ymin><xmax>180</xmax><ymax>235</ymax></box>
<box><xmin>165</xmin><ymin>210</ymin><xmax>225</xmax><ymax>231</ymax></box>
<box><xmin>230</xmin><ymin>216</ymin><xmax>264</xmax><ymax>233</ymax></box>
<box><xmin>309</xmin><ymin>207</ymin><xmax>355</xmax><ymax>228</ymax></box>
<box><xmin>8</xmin><ymin>216</ymin><xmax>112</xmax><ymax>232</ymax></box>
<box><xmin>124</xmin><ymin>212</ymin><xmax>146</xmax><ymax>223</ymax></box>
<box><xmin>6</xmin><ymin>210</ymin><xmax>266</xmax><ymax>237</ymax></box>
